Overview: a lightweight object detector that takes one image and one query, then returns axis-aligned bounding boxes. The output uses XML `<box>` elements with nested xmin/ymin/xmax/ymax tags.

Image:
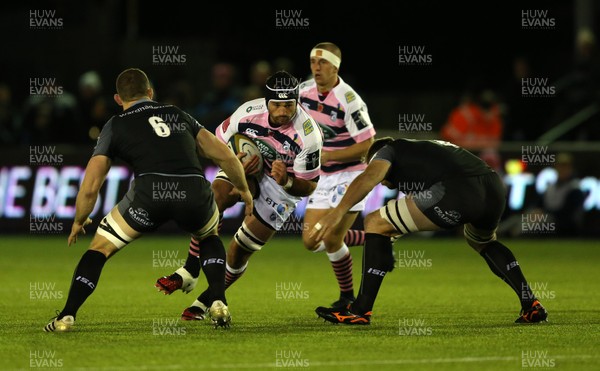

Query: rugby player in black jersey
<box><xmin>311</xmin><ymin>137</ymin><xmax>548</xmax><ymax>325</ymax></box>
<box><xmin>44</xmin><ymin>68</ymin><xmax>252</xmax><ymax>332</ymax></box>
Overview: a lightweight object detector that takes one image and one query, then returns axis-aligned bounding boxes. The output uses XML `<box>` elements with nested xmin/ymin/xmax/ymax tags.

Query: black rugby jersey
<box><xmin>373</xmin><ymin>139</ymin><xmax>493</xmax><ymax>189</ymax></box>
<box><xmin>93</xmin><ymin>100</ymin><xmax>205</xmax><ymax>176</ymax></box>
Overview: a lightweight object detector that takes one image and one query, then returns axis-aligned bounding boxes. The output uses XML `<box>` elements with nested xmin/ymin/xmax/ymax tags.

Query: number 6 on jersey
<box><xmin>148</xmin><ymin>116</ymin><xmax>171</xmax><ymax>137</ymax></box>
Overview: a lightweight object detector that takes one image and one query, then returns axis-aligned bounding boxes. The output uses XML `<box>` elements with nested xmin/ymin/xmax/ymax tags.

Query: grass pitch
<box><xmin>0</xmin><ymin>235</ymin><xmax>598</xmax><ymax>370</ymax></box>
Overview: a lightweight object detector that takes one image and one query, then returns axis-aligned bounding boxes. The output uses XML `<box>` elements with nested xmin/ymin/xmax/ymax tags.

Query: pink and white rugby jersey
<box><xmin>299</xmin><ymin>77</ymin><xmax>376</xmax><ymax>174</ymax></box>
<box><xmin>216</xmin><ymin>98</ymin><xmax>323</xmax><ymax>181</ymax></box>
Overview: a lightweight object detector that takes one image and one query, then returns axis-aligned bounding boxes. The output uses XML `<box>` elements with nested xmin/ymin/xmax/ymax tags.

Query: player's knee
<box><xmin>194</xmin><ymin>228</ymin><xmax>218</xmax><ymax>242</ymax></box>
<box><xmin>364</xmin><ymin>211</ymin><xmax>384</xmax><ymax>233</ymax></box>
<box><xmin>302</xmin><ymin>234</ymin><xmax>317</xmax><ymax>251</ymax></box>
<box><xmin>464</xmin><ymin>224</ymin><xmax>497</xmax><ymax>253</ymax></box>
<box><xmin>212</xmin><ymin>182</ymin><xmax>235</xmax><ymax>212</ymax></box>
<box><xmin>89</xmin><ymin>238</ymin><xmax>120</xmax><ymax>258</ymax></box>
<box><xmin>466</xmin><ymin>238</ymin><xmax>485</xmax><ymax>252</ymax></box>
<box><xmin>301</xmin><ymin>230</ymin><xmax>322</xmax><ymax>251</ymax></box>
<box><xmin>322</xmin><ymin>234</ymin><xmax>344</xmax><ymax>251</ymax></box>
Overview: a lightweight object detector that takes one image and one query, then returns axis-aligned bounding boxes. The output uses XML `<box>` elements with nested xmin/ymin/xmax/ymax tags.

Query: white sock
<box><xmin>226</xmin><ymin>262</ymin><xmax>248</xmax><ymax>274</ymax></box>
<box><xmin>327</xmin><ymin>244</ymin><xmax>349</xmax><ymax>262</ymax></box>
<box><xmin>312</xmin><ymin>241</ymin><xmax>326</xmax><ymax>253</ymax></box>
<box><xmin>191</xmin><ymin>299</ymin><xmax>208</xmax><ymax>311</ymax></box>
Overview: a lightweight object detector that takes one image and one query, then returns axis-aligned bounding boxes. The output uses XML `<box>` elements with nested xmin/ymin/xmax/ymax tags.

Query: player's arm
<box><xmin>271</xmin><ymin>159</ymin><xmax>318</xmax><ymax>197</ymax></box>
<box><xmin>69</xmin><ymin>155</ymin><xmax>111</xmax><ymax>246</ymax></box>
<box><xmin>310</xmin><ymin>160</ymin><xmax>390</xmax><ymax>241</ymax></box>
<box><xmin>281</xmin><ymin>126</ymin><xmax>322</xmax><ymax>197</ymax></box>
<box><xmin>324</xmin><ymin>95</ymin><xmax>376</xmax><ymax>163</ymax></box>
<box><xmin>196</xmin><ymin>128</ymin><xmax>253</xmax><ymax>215</ymax></box>
<box><xmin>322</xmin><ymin>137</ymin><xmax>374</xmax><ymax>163</ymax></box>
<box><xmin>287</xmin><ymin>177</ymin><xmax>318</xmax><ymax>197</ymax></box>
<box><xmin>337</xmin><ymin>160</ymin><xmax>389</xmax><ymax>213</ymax></box>
<box><xmin>75</xmin><ymin>155</ymin><xmax>111</xmax><ymax>224</ymax></box>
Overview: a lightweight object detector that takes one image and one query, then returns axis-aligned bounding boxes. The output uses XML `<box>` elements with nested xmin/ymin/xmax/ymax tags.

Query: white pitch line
<box><xmin>10</xmin><ymin>354</ymin><xmax>593</xmax><ymax>371</ymax></box>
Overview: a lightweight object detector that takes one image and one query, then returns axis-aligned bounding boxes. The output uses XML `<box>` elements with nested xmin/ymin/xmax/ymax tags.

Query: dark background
<box><xmin>0</xmin><ymin>0</ymin><xmax>582</xmax><ymax>137</ymax></box>
<box><xmin>1</xmin><ymin>0</ymin><xmax>598</xmax><ymax>236</ymax></box>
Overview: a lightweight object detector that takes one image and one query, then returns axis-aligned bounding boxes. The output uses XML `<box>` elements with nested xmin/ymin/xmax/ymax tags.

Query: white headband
<box><xmin>310</xmin><ymin>48</ymin><xmax>341</xmax><ymax>68</ymax></box>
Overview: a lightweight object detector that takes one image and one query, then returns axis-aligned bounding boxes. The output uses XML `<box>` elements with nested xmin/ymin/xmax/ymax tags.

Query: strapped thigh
<box><xmin>191</xmin><ymin>203</ymin><xmax>220</xmax><ymax>240</ymax></box>
<box><xmin>234</xmin><ymin>221</ymin><xmax>267</xmax><ymax>252</ymax></box>
<box><xmin>379</xmin><ymin>198</ymin><xmax>419</xmax><ymax>235</ymax></box>
<box><xmin>97</xmin><ymin>211</ymin><xmax>135</xmax><ymax>249</ymax></box>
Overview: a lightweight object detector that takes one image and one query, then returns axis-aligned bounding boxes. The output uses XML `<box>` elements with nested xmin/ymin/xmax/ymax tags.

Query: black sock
<box><xmin>183</xmin><ymin>237</ymin><xmax>201</xmax><ymax>278</ymax></box>
<box><xmin>341</xmin><ymin>290</ymin><xmax>355</xmax><ymax>300</ymax></box>
<box><xmin>352</xmin><ymin>233</ymin><xmax>395</xmax><ymax>313</ymax></box>
<box><xmin>197</xmin><ymin>288</ymin><xmax>211</xmax><ymax>308</ymax></box>
<box><xmin>60</xmin><ymin>250</ymin><xmax>107</xmax><ymax>319</ymax></box>
<box><xmin>199</xmin><ymin>235</ymin><xmax>227</xmax><ymax>303</ymax></box>
<box><xmin>479</xmin><ymin>241</ymin><xmax>536</xmax><ymax>309</ymax></box>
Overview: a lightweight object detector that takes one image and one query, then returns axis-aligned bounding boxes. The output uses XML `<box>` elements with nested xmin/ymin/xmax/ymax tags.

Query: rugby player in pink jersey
<box><xmin>156</xmin><ymin>71</ymin><xmax>324</xmax><ymax>321</ymax></box>
<box><xmin>299</xmin><ymin>42</ymin><xmax>376</xmax><ymax>307</ymax></box>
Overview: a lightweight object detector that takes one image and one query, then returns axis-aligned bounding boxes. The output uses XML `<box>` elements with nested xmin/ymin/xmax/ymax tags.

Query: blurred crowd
<box><xmin>0</xmin><ymin>58</ymin><xmax>297</xmax><ymax>146</ymax></box>
<box><xmin>2</xmin><ymin>29</ymin><xmax>600</xmax><ymax>147</ymax></box>
<box><xmin>441</xmin><ymin>28</ymin><xmax>600</xmax><ymax>150</ymax></box>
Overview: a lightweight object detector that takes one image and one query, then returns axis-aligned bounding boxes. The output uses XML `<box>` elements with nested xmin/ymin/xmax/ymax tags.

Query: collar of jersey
<box><xmin>129</xmin><ymin>98</ymin><xmax>155</xmax><ymax>108</ymax></box>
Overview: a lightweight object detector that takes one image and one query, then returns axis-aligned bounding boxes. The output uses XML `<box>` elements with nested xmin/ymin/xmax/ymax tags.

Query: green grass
<box><xmin>0</xmin><ymin>235</ymin><xmax>598</xmax><ymax>370</ymax></box>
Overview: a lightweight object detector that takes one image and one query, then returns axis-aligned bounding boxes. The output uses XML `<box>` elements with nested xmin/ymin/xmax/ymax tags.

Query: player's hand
<box><xmin>237</xmin><ymin>152</ymin><xmax>260</xmax><ymax>175</ymax></box>
<box><xmin>310</xmin><ymin>209</ymin><xmax>344</xmax><ymax>242</ymax></box>
<box><xmin>271</xmin><ymin>160</ymin><xmax>288</xmax><ymax>186</ymax></box>
<box><xmin>68</xmin><ymin>218</ymin><xmax>92</xmax><ymax>246</ymax></box>
<box><xmin>321</xmin><ymin>151</ymin><xmax>330</xmax><ymax>164</ymax></box>
<box><xmin>238</xmin><ymin>189</ymin><xmax>254</xmax><ymax>217</ymax></box>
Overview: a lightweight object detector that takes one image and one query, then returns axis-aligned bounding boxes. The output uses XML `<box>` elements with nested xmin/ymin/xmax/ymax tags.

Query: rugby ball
<box><xmin>227</xmin><ymin>133</ymin><xmax>264</xmax><ymax>176</ymax></box>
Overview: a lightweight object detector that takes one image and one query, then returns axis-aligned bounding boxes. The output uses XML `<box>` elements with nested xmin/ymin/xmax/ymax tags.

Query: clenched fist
<box><xmin>271</xmin><ymin>160</ymin><xmax>288</xmax><ymax>186</ymax></box>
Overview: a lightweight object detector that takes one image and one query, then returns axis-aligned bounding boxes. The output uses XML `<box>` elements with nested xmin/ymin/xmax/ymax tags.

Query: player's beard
<box><xmin>272</xmin><ymin>114</ymin><xmax>291</xmax><ymax>126</ymax></box>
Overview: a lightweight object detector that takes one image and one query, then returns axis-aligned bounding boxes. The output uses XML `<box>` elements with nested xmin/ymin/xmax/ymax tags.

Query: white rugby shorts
<box><xmin>215</xmin><ymin>169</ymin><xmax>302</xmax><ymax>230</ymax></box>
<box><xmin>306</xmin><ymin>170</ymin><xmax>366</xmax><ymax>212</ymax></box>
